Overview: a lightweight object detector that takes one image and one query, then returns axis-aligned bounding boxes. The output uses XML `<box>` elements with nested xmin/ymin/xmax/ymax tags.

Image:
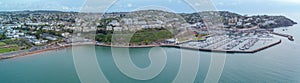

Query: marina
<box><xmin>178</xmin><ymin>33</ymin><xmax>282</xmax><ymax>53</ymax></box>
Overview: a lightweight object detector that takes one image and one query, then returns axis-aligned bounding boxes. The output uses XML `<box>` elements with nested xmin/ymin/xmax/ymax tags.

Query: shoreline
<box><xmin>0</xmin><ymin>45</ymin><xmax>72</xmax><ymax>60</ymax></box>
<box><xmin>0</xmin><ymin>39</ymin><xmax>282</xmax><ymax>60</ymax></box>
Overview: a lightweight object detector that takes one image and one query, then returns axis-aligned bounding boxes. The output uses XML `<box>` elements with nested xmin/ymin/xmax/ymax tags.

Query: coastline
<box><xmin>0</xmin><ymin>39</ymin><xmax>282</xmax><ymax>60</ymax></box>
<box><xmin>0</xmin><ymin>45</ymin><xmax>72</xmax><ymax>60</ymax></box>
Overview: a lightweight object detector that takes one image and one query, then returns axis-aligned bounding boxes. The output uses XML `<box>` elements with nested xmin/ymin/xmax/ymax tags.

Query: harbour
<box><xmin>0</xmin><ymin>24</ymin><xmax>299</xmax><ymax>82</ymax></box>
<box><xmin>1</xmin><ymin>0</ymin><xmax>300</xmax><ymax>83</ymax></box>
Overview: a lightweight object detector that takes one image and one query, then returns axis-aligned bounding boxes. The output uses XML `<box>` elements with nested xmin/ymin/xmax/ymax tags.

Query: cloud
<box><xmin>271</xmin><ymin>0</ymin><xmax>300</xmax><ymax>4</ymax></box>
<box><xmin>213</xmin><ymin>0</ymin><xmax>242</xmax><ymax>6</ymax></box>
<box><xmin>127</xmin><ymin>3</ymin><xmax>132</xmax><ymax>7</ymax></box>
<box><xmin>214</xmin><ymin>0</ymin><xmax>300</xmax><ymax>6</ymax></box>
<box><xmin>0</xmin><ymin>0</ymin><xmax>84</xmax><ymax>11</ymax></box>
<box><xmin>1</xmin><ymin>0</ymin><xmax>299</xmax><ymax>13</ymax></box>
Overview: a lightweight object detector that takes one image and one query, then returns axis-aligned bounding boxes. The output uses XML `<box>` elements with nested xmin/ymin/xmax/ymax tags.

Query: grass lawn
<box><xmin>0</xmin><ymin>42</ymin><xmax>7</xmax><ymax>46</ymax></box>
<box><xmin>194</xmin><ymin>37</ymin><xmax>206</xmax><ymax>41</ymax></box>
<box><xmin>0</xmin><ymin>46</ymin><xmax>19</xmax><ymax>54</ymax></box>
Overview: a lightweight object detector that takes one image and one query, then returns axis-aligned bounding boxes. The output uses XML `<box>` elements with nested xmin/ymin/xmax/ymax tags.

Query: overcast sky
<box><xmin>0</xmin><ymin>0</ymin><xmax>299</xmax><ymax>13</ymax></box>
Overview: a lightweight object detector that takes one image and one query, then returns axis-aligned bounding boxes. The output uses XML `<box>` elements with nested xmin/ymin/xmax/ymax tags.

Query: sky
<box><xmin>0</xmin><ymin>0</ymin><xmax>300</xmax><ymax>14</ymax></box>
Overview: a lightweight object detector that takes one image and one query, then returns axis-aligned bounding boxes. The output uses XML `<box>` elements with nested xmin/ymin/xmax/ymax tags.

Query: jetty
<box><xmin>271</xmin><ymin>32</ymin><xmax>294</xmax><ymax>41</ymax></box>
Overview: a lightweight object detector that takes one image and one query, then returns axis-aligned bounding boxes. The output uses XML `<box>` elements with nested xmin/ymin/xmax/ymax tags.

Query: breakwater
<box><xmin>271</xmin><ymin>32</ymin><xmax>294</xmax><ymax>41</ymax></box>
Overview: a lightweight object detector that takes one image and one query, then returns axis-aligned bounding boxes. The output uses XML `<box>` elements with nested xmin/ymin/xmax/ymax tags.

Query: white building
<box><xmin>106</xmin><ymin>26</ymin><xmax>113</xmax><ymax>31</ymax></box>
<box><xmin>109</xmin><ymin>20</ymin><xmax>120</xmax><ymax>26</ymax></box>
<box><xmin>114</xmin><ymin>27</ymin><xmax>123</xmax><ymax>31</ymax></box>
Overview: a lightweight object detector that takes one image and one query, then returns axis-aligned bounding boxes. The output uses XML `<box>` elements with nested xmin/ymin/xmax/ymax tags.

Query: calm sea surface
<box><xmin>0</xmin><ymin>14</ymin><xmax>300</xmax><ymax>83</ymax></box>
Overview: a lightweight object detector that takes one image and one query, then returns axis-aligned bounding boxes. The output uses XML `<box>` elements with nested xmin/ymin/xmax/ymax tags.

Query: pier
<box><xmin>271</xmin><ymin>32</ymin><xmax>294</xmax><ymax>41</ymax></box>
